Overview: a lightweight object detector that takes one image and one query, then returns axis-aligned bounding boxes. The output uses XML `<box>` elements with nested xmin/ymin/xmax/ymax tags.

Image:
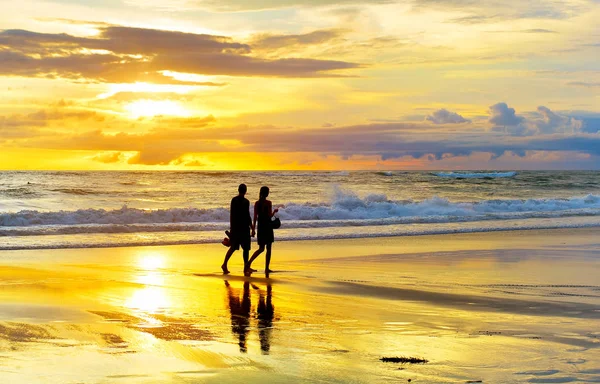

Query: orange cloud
<box><xmin>0</xmin><ymin>26</ymin><xmax>362</xmax><ymax>84</ymax></box>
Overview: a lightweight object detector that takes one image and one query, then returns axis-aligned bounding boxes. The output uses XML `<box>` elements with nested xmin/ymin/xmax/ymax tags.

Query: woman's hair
<box><xmin>259</xmin><ymin>186</ymin><xmax>269</xmax><ymax>201</ymax></box>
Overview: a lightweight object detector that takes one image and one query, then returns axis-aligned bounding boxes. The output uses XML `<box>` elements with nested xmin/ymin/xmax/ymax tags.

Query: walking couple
<box><xmin>221</xmin><ymin>183</ymin><xmax>278</xmax><ymax>276</ymax></box>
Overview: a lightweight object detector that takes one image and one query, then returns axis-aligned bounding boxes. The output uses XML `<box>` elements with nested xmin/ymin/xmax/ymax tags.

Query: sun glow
<box><xmin>125</xmin><ymin>99</ymin><xmax>190</xmax><ymax>118</ymax></box>
<box><xmin>97</xmin><ymin>82</ymin><xmax>194</xmax><ymax>99</ymax></box>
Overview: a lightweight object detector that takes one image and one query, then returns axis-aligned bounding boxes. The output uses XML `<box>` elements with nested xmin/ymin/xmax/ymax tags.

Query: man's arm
<box><xmin>230</xmin><ymin>198</ymin><xmax>234</xmax><ymax>230</ymax></box>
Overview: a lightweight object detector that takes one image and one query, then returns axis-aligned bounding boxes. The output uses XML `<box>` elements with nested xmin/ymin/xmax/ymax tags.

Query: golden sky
<box><xmin>1</xmin><ymin>0</ymin><xmax>599</xmax><ymax>170</ymax></box>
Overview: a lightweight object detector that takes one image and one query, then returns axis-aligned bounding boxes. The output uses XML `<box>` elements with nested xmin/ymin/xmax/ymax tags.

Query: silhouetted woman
<box><xmin>246</xmin><ymin>186</ymin><xmax>278</xmax><ymax>274</ymax></box>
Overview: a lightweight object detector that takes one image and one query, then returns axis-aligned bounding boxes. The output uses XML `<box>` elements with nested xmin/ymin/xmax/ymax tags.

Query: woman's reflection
<box><xmin>225</xmin><ymin>281</ymin><xmax>274</xmax><ymax>354</ymax></box>
<box><xmin>257</xmin><ymin>284</ymin><xmax>274</xmax><ymax>354</ymax></box>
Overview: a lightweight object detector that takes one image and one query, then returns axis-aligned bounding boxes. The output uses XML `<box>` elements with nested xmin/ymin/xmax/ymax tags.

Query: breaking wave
<box><xmin>434</xmin><ymin>171</ymin><xmax>518</xmax><ymax>179</ymax></box>
<box><xmin>2</xmin><ymin>189</ymin><xmax>599</xmax><ymax>237</ymax></box>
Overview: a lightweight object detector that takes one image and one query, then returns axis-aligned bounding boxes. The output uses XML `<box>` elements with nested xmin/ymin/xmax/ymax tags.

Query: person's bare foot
<box><xmin>265</xmin><ymin>269</ymin><xmax>274</xmax><ymax>274</ymax></box>
<box><xmin>221</xmin><ymin>264</ymin><xmax>230</xmax><ymax>274</ymax></box>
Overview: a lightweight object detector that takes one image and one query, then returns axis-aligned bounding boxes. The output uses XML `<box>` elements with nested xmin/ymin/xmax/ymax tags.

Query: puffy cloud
<box><xmin>488</xmin><ymin>104</ymin><xmax>585</xmax><ymax>136</ymax></box>
<box><xmin>488</xmin><ymin>102</ymin><xmax>524</xmax><ymax>127</ymax></box>
<box><xmin>532</xmin><ymin>106</ymin><xmax>583</xmax><ymax>134</ymax></box>
<box><xmin>425</xmin><ymin>108</ymin><xmax>470</xmax><ymax>124</ymax></box>
<box><xmin>0</xmin><ymin>26</ymin><xmax>361</xmax><ymax>83</ymax></box>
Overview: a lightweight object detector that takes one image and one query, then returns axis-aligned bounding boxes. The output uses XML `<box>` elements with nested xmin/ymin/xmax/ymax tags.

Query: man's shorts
<box><xmin>229</xmin><ymin>233</ymin><xmax>251</xmax><ymax>251</ymax></box>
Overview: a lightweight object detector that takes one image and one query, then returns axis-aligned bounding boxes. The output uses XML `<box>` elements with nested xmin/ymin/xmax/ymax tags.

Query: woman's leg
<box><xmin>247</xmin><ymin>245</ymin><xmax>265</xmax><ymax>270</ymax></box>
<box><xmin>265</xmin><ymin>243</ymin><xmax>273</xmax><ymax>273</ymax></box>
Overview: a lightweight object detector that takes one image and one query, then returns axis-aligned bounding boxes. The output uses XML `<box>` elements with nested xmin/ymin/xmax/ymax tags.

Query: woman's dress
<box><xmin>256</xmin><ymin>201</ymin><xmax>274</xmax><ymax>246</ymax></box>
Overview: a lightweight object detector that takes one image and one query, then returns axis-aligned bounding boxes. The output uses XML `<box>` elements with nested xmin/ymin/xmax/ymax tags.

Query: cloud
<box><xmin>251</xmin><ymin>29</ymin><xmax>345</xmax><ymax>50</ymax></box>
<box><xmin>425</xmin><ymin>108</ymin><xmax>470</xmax><ymax>124</ymax></box>
<box><xmin>6</xmin><ymin>103</ymin><xmax>599</xmax><ymax>167</ymax></box>
<box><xmin>532</xmin><ymin>106</ymin><xmax>583</xmax><ymax>134</ymax></box>
<box><xmin>576</xmin><ymin>117</ymin><xmax>600</xmax><ymax>134</ymax></box>
<box><xmin>488</xmin><ymin>102</ymin><xmax>527</xmax><ymax>134</ymax></box>
<box><xmin>485</xmin><ymin>28</ymin><xmax>558</xmax><ymax>34</ymax></box>
<box><xmin>487</xmin><ymin>104</ymin><xmax>585</xmax><ymax>136</ymax></box>
<box><xmin>522</xmin><ymin>29</ymin><xmax>557</xmax><ymax>34</ymax></box>
<box><xmin>568</xmin><ymin>81</ymin><xmax>600</xmax><ymax>88</ymax></box>
<box><xmin>417</xmin><ymin>0</ymin><xmax>581</xmax><ymax>21</ymax></box>
<box><xmin>0</xmin><ymin>26</ymin><xmax>361</xmax><ymax>83</ymax></box>
<box><xmin>0</xmin><ymin>108</ymin><xmax>105</xmax><ymax>131</ymax></box>
<box><xmin>91</xmin><ymin>151</ymin><xmax>124</xmax><ymax>163</ymax></box>
<box><xmin>188</xmin><ymin>0</ymin><xmax>393</xmax><ymax>11</ymax></box>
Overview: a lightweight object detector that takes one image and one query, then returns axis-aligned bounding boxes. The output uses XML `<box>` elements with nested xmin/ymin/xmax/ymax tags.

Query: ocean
<box><xmin>1</xmin><ymin>170</ymin><xmax>599</xmax><ymax>250</ymax></box>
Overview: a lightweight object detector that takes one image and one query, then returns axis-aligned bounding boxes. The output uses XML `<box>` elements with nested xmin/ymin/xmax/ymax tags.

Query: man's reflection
<box><xmin>225</xmin><ymin>281</ymin><xmax>275</xmax><ymax>354</ymax></box>
<box><xmin>225</xmin><ymin>281</ymin><xmax>251</xmax><ymax>353</ymax></box>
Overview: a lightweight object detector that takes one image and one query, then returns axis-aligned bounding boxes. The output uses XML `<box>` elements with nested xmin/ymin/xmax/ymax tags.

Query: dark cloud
<box><xmin>425</xmin><ymin>109</ymin><xmax>470</xmax><ymax>124</ymax></box>
<box><xmin>0</xmin><ymin>26</ymin><xmax>361</xmax><ymax>83</ymax></box>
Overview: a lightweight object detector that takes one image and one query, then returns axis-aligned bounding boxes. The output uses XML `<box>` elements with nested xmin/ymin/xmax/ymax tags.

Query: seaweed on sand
<box><xmin>380</xmin><ymin>356</ymin><xmax>428</xmax><ymax>364</ymax></box>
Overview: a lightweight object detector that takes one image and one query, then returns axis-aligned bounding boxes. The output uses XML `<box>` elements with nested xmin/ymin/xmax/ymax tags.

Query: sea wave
<box><xmin>434</xmin><ymin>171</ymin><xmax>517</xmax><ymax>179</ymax></box>
<box><xmin>1</xmin><ymin>218</ymin><xmax>599</xmax><ymax>250</ymax></box>
<box><xmin>2</xmin><ymin>208</ymin><xmax>600</xmax><ymax>237</ymax></box>
<box><xmin>51</xmin><ymin>188</ymin><xmax>100</xmax><ymax>195</ymax></box>
<box><xmin>2</xmin><ymin>189</ymin><xmax>600</xmax><ymax>235</ymax></box>
<box><xmin>257</xmin><ymin>171</ymin><xmax>350</xmax><ymax>177</ymax></box>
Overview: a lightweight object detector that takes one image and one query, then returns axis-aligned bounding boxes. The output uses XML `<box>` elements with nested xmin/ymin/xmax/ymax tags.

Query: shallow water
<box><xmin>0</xmin><ymin>230</ymin><xmax>599</xmax><ymax>383</ymax></box>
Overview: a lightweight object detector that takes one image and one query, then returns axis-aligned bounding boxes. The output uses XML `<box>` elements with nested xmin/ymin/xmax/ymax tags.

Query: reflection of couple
<box><xmin>225</xmin><ymin>281</ymin><xmax>274</xmax><ymax>354</ymax></box>
<box><xmin>221</xmin><ymin>184</ymin><xmax>278</xmax><ymax>275</ymax></box>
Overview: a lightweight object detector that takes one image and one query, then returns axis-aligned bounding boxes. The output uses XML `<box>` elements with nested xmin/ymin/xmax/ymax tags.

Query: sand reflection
<box><xmin>225</xmin><ymin>281</ymin><xmax>275</xmax><ymax>354</ymax></box>
<box><xmin>125</xmin><ymin>252</ymin><xmax>170</xmax><ymax>317</ymax></box>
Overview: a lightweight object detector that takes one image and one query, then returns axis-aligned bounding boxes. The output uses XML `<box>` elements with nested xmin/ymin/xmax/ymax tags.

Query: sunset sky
<box><xmin>1</xmin><ymin>0</ymin><xmax>599</xmax><ymax>170</ymax></box>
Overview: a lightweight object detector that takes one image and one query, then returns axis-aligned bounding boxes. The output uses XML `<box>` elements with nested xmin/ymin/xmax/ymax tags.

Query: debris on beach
<box><xmin>380</xmin><ymin>356</ymin><xmax>429</xmax><ymax>364</ymax></box>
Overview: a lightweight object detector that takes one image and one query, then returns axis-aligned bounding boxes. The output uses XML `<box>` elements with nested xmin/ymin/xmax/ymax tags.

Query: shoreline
<box><xmin>3</xmin><ymin>222</ymin><xmax>600</xmax><ymax>251</ymax></box>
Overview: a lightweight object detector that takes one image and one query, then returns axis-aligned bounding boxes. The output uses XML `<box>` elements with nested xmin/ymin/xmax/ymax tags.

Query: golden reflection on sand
<box><xmin>124</xmin><ymin>251</ymin><xmax>171</xmax><ymax>317</ymax></box>
<box><xmin>0</xmin><ymin>230</ymin><xmax>598</xmax><ymax>383</ymax></box>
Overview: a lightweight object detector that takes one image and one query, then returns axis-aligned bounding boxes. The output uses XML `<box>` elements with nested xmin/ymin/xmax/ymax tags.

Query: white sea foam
<box><xmin>434</xmin><ymin>171</ymin><xmax>517</xmax><ymax>179</ymax></box>
<box><xmin>2</xmin><ymin>189</ymin><xmax>600</xmax><ymax>237</ymax></box>
<box><xmin>2</xmin><ymin>217</ymin><xmax>599</xmax><ymax>250</ymax></box>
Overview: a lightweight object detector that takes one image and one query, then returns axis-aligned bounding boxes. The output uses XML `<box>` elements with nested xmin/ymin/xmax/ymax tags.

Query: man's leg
<box><xmin>242</xmin><ymin>248</ymin><xmax>250</xmax><ymax>270</ymax></box>
<box><xmin>222</xmin><ymin>247</ymin><xmax>235</xmax><ymax>274</ymax></box>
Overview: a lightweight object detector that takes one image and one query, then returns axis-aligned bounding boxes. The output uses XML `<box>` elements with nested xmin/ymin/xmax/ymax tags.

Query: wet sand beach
<box><xmin>0</xmin><ymin>228</ymin><xmax>599</xmax><ymax>383</ymax></box>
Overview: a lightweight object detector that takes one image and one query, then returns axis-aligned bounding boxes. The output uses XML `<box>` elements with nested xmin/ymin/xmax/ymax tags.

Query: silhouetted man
<box><xmin>221</xmin><ymin>184</ymin><xmax>253</xmax><ymax>274</ymax></box>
